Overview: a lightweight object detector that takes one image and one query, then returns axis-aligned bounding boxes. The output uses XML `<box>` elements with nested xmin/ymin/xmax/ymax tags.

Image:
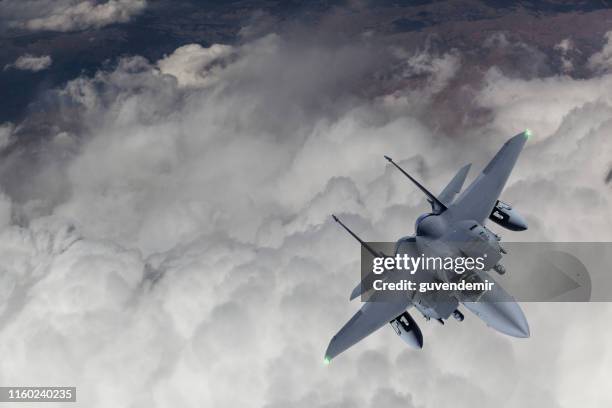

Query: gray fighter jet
<box><xmin>324</xmin><ymin>130</ymin><xmax>532</xmax><ymax>363</ymax></box>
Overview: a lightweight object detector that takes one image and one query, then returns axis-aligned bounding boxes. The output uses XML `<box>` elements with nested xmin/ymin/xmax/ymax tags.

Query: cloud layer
<box><xmin>1</xmin><ymin>0</ymin><xmax>146</xmax><ymax>32</ymax></box>
<box><xmin>5</xmin><ymin>54</ymin><xmax>52</xmax><ymax>72</ymax></box>
<box><xmin>0</xmin><ymin>28</ymin><xmax>611</xmax><ymax>408</ymax></box>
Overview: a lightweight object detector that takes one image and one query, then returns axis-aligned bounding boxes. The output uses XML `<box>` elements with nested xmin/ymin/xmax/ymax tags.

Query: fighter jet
<box><xmin>324</xmin><ymin>130</ymin><xmax>532</xmax><ymax>363</ymax></box>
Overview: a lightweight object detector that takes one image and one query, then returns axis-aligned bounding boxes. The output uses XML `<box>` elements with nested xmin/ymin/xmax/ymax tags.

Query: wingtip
<box><xmin>507</xmin><ymin>131</ymin><xmax>530</xmax><ymax>146</ymax></box>
<box><xmin>459</xmin><ymin>163</ymin><xmax>472</xmax><ymax>177</ymax></box>
<box><xmin>384</xmin><ymin>155</ymin><xmax>392</xmax><ymax>162</ymax></box>
<box><xmin>331</xmin><ymin>214</ymin><xmax>338</xmax><ymax>222</ymax></box>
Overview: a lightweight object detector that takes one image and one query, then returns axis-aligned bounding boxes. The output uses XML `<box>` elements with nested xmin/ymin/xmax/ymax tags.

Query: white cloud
<box><xmin>483</xmin><ymin>32</ymin><xmax>512</xmax><ymax>49</ymax></box>
<box><xmin>0</xmin><ymin>122</ymin><xmax>15</xmax><ymax>149</ymax></box>
<box><xmin>2</xmin><ymin>0</ymin><xmax>146</xmax><ymax>32</ymax></box>
<box><xmin>588</xmin><ymin>31</ymin><xmax>612</xmax><ymax>73</ymax></box>
<box><xmin>390</xmin><ymin>46</ymin><xmax>461</xmax><ymax>98</ymax></box>
<box><xmin>0</xmin><ymin>192</ymin><xmax>11</xmax><ymax>230</ymax></box>
<box><xmin>5</xmin><ymin>54</ymin><xmax>52</xmax><ymax>72</ymax></box>
<box><xmin>0</xmin><ymin>30</ymin><xmax>612</xmax><ymax>408</ymax></box>
<box><xmin>554</xmin><ymin>38</ymin><xmax>575</xmax><ymax>73</ymax></box>
<box><xmin>157</xmin><ymin>43</ymin><xmax>235</xmax><ymax>88</ymax></box>
<box><xmin>554</xmin><ymin>38</ymin><xmax>574</xmax><ymax>54</ymax></box>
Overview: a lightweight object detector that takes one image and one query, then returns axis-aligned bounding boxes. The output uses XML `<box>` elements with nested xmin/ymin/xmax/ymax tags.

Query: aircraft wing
<box><xmin>324</xmin><ymin>299</ymin><xmax>411</xmax><ymax>362</ymax></box>
<box><xmin>448</xmin><ymin>131</ymin><xmax>529</xmax><ymax>224</ymax></box>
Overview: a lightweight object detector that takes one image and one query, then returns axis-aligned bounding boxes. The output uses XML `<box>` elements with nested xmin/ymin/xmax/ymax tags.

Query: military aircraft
<box><xmin>324</xmin><ymin>130</ymin><xmax>532</xmax><ymax>363</ymax></box>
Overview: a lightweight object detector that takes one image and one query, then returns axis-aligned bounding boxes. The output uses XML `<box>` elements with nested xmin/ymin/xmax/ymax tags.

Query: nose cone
<box><xmin>513</xmin><ymin>305</ymin><xmax>530</xmax><ymax>338</ymax></box>
<box><xmin>463</xmin><ymin>278</ymin><xmax>530</xmax><ymax>338</ymax></box>
<box><xmin>493</xmin><ymin>301</ymin><xmax>530</xmax><ymax>338</ymax></box>
<box><xmin>464</xmin><ymin>300</ymin><xmax>530</xmax><ymax>338</ymax></box>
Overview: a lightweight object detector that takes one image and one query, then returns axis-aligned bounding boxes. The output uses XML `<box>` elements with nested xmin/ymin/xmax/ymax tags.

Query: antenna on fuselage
<box><xmin>384</xmin><ymin>155</ymin><xmax>448</xmax><ymax>213</ymax></box>
<box><xmin>331</xmin><ymin>214</ymin><xmax>387</xmax><ymax>258</ymax></box>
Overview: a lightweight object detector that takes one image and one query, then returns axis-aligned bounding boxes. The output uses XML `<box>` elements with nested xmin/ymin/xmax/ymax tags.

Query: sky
<box><xmin>0</xmin><ymin>1</ymin><xmax>611</xmax><ymax>407</ymax></box>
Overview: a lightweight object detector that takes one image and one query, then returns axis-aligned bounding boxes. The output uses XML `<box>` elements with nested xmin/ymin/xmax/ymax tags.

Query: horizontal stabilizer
<box><xmin>438</xmin><ymin>163</ymin><xmax>471</xmax><ymax>207</ymax></box>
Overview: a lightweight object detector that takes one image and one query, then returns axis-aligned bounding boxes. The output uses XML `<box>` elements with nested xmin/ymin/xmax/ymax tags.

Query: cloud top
<box><xmin>5</xmin><ymin>54</ymin><xmax>52</xmax><ymax>72</ymax></box>
<box><xmin>0</xmin><ymin>28</ymin><xmax>611</xmax><ymax>408</ymax></box>
<box><xmin>1</xmin><ymin>0</ymin><xmax>146</xmax><ymax>32</ymax></box>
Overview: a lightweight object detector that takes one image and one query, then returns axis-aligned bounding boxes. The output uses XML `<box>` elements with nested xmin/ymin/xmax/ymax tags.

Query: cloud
<box><xmin>554</xmin><ymin>38</ymin><xmax>574</xmax><ymax>54</ymax></box>
<box><xmin>0</xmin><ymin>122</ymin><xmax>15</xmax><ymax>149</ymax></box>
<box><xmin>481</xmin><ymin>32</ymin><xmax>551</xmax><ymax>79</ymax></box>
<box><xmin>554</xmin><ymin>38</ymin><xmax>576</xmax><ymax>73</ymax></box>
<box><xmin>4</xmin><ymin>54</ymin><xmax>52</xmax><ymax>72</ymax></box>
<box><xmin>389</xmin><ymin>45</ymin><xmax>461</xmax><ymax>99</ymax></box>
<box><xmin>157</xmin><ymin>43</ymin><xmax>235</xmax><ymax>88</ymax></box>
<box><xmin>588</xmin><ymin>31</ymin><xmax>612</xmax><ymax>73</ymax></box>
<box><xmin>1</xmin><ymin>0</ymin><xmax>146</xmax><ymax>32</ymax></box>
<box><xmin>0</xmin><ymin>28</ymin><xmax>612</xmax><ymax>408</ymax></box>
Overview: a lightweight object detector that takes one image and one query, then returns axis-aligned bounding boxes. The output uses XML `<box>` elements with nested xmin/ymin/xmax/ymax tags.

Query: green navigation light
<box><xmin>524</xmin><ymin>129</ymin><xmax>532</xmax><ymax>139</ymax></box>
<box><xmin>324</xmin><ymin>357</ymin><xmax>331</xmax><ymax>365</ymax></box>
